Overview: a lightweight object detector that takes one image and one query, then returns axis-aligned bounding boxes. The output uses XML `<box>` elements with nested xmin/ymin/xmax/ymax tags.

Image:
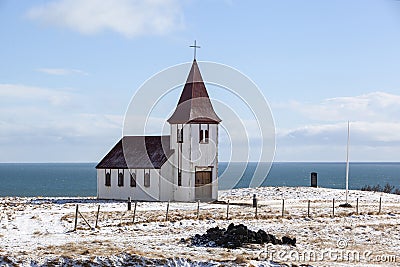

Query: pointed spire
<box><xmin>167</xmin><ymin>60</ymin><xmax>221</xmax><ymax>124</ymax></box>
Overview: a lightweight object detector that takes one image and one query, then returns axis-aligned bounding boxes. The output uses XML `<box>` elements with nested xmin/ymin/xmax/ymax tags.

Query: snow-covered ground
<box><xmin>0</xmin><ymin>187</ymin><xmax>399</xmax><ymax>266</ymax></box>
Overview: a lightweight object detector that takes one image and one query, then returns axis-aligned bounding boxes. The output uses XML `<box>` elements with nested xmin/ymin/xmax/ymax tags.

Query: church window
<box><xmin>177</xmin><ymin>125</ymin><xmax>183</xmax><ymax>143</ymax></box>
<box><xmin>130</xmin><ymin>170</ymin><xmax>136</xmax><ymax>187</ymax></box>
<box><xmin>199</xmin><ymin>124</ymin><xmax>209</xmax><ymax>143</ymax></box>
<box><xmin>144</xmin><ymin>170</ymin><xmax>150</xmax><ymax>187</ymax></box>
<box><xmin>118</xmin><ymin>170</ymin><xmax>124</xmax><ymax>187</ymax></box>
<box><xmin>105</xmin><ymin>170</ymin><xmax>111</xmax><ymax>187</ymax></box>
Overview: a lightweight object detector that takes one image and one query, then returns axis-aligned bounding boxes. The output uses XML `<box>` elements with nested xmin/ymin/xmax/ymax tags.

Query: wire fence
<box><xmin>69</xmin><ymin>196</ymin><xmax>399</xmax><ymax>230</ymax></box>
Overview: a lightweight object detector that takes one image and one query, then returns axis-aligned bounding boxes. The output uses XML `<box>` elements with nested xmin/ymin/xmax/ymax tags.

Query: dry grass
<box><xmin>234</xmin><ymin>254</ymin><xmax>249</xmax><ymax>264</ymax></box>
<box><xmin>37</xmin><ymin>240</ymin><xmax>123</xmax><ymax>259</ymax></box>
<box><xmin>2</xmin><ymin>194</ymin><xmax>400</xmax><ymax>266</ymax></box>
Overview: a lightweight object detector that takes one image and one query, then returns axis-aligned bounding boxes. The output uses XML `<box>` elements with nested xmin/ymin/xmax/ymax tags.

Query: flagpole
<box><xmin>345</xmin><ymin>121</ymin><xmax>350</xmax><ymax>204</ymax></box>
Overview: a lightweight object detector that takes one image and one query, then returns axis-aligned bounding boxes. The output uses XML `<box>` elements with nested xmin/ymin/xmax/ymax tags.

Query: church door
<box><xmin>195</xmin><ymin>171</ymin><xmax>212</xmax><ymax>201</ymax></box>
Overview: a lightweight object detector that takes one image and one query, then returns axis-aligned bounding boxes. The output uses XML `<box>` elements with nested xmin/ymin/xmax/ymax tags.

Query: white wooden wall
<box><xmin>97</xmin><ymin>168</ymin><xmax>160</xmax><ymax>201</ymax></box>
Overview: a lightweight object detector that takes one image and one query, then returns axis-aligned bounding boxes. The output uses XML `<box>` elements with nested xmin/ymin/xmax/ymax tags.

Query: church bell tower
<box><xmin>167</xmin><ymin>42</ymin><xmax>221</xmax><ymax>201</ymax></box>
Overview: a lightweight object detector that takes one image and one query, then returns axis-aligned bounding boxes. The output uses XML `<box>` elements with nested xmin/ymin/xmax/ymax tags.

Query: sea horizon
<box><xmin>0</xmin><ymin>162</ymin><xmax>399</xmax><ymax>197</ymax></box>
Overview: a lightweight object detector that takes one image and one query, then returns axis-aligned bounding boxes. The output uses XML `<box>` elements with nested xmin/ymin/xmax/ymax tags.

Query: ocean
<box><xmin>0</xmin><ymin>162</ymin><xmax>399</xmax><ymax>197</ymax></box>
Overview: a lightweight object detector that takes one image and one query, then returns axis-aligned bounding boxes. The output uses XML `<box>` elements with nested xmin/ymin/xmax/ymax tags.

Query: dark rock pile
<box><xmin>191</xmin><ymin>223</ymin><xmax>296</xmax><ymax>249</ymax></box>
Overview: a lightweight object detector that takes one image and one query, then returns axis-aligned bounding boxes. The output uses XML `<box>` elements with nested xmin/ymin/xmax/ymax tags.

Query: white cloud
<box><xmin>0</xmin><ymin>83</ymin><xmax>124</xmax><ymax>161</ymax></box>
<box><xmin>27</xmin><ymin>0</ymin><xmax>184</xmax><ymax>38</ymax></box>
<box><xmin>0</xmin><ymin>84</ymin><xmax>123</xmax><ymax>138</ymax></box>
<box><xmin>287</xmin><ymin>91</ymin><xmax>400</xmax><ymax>122</ymax></box>
<box><xmin>278</xmin><ymin>121</ymin><xmax>400</xmax><ymax>145</ymax></box>
<box><xmin>0</xmin><ymin>84</ymin><xmax>74</xmax><ymax>106</ymax></box>
<box><xmin>36</xmin><ymin>68</ymin><xmax>88</xmax><ymax>76</ymax></box>
<box><xmin>273</xmin><ymin>91</ymin><xmax>400</xmax><ymax>161</ymax></box>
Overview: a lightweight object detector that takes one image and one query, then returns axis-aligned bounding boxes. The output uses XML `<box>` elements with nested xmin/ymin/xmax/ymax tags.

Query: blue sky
<box><xmin>1</xmin><ymin>0</ymin><xmax>400</xmax><ymax>162</ymax></box>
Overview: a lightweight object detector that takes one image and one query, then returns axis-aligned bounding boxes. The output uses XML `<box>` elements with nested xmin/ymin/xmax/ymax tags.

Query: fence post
<box><xmin>132</xmin><ymin>201</ymin><xmax>137</xmax><ymax>223</ymax></box>
<box><xmin>196</xmin><ymin>200</ymin><xmax>200</xmax><ymax>219</ymax></box>
<box><xmin>307</xmin><ymin>200</ymin><xmax>310</xmax><ymax>217</ymax></box>
<box><xmin>226</xmin><ymin>200</ymin><xmax>230</xmax><ymax>220</ymax></box>
<box><xmin>127</xmin><ymin>197</ymin><xmax>131</xmax><ymax>211</ymax></box>
<box><xmin>281</xmin><ymin>199</ymin><xmax>285</xmax><ymax>217</ymax></box>
<box><xmin>332</xmin><ymin>198</ymin><xmax>335</xmax><ymax>217</ymax></box>
<box><xmin>74</xmin><ymin>204</ymin><xmax>79</xmax><ymax>231</ymax></box>
<box><xmin>95</xmin><ymin>205</ymin><xmax>100</xmax><ymax>228</ymax></box>
<box><xmin>356</xmin><ymin>198</ymin><xmax>359</xmax><ymax>214</ymax></box>
<box><xmin>166</xmin><ymin>200</ymin><xmax>170</xmax><ymax>221</ymax></box>
<box><xmin>253</xmin><ymin>194</ymin><xmax>257</xmax><ymax>208</ymax></box>
<box><xmin>378</xmin><ymin>197</ymin><xmax>382</xmax><ymax>214</ymax></box>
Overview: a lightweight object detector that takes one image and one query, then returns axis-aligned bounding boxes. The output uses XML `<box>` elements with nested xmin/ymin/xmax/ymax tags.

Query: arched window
<box><xmin>199</xmin><ymin>124</ymin><xmax>209</xmax><ymax>143</ymax></box>
<box><xmin>177</xmin><ymin>125</ymin><xmax>183</xmax><ymax>143</ymax></box>
<box><xmin>105</xmin><ymin>170</ymin><xmax>111</xmax><ymax>187</ymax></box>
<box><xmin>130</xmin><ymin>171</ymin><xmax>136</xmax><ymax>187</ymax></box>
<box><xmin>144</xmin><ymin>170</ymin><xmax>150</xmax><ymax>187</ymax></box>
<box><xmin>118</xmin><ymin>170</ymin><xmax>124</xmax><ymax>187</ymax></box>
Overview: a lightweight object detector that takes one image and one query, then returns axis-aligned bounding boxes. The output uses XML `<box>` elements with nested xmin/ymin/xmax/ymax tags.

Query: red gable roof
<box><xmin>167</xmin><ymin>60</ymin><xmax>221</xmax><ymax>124</ymax></box>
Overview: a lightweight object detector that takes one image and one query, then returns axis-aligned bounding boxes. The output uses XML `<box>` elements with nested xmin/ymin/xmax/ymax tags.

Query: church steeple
<box><xmin>167</xmin><ymin>59</ymin><xmax>221</xmax><ymax>124</ymax></box>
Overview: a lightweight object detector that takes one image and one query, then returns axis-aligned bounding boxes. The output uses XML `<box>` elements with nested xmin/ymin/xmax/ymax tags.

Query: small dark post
<box><xmin>132</xmin><ymin>201</ymin><xmax>137</xmax><ymax>223</ymax></box>
<box><xmin>307</xmin><ymin>200</ymin><xmax>311</xmax><ymax>217</ymax></box>
<box><xmin>74</xmin><ymin>204</ymin><xmax>79</xmax><ymax>231</ymax></box>
<box><xmin>253</xmin><ymin>194</ymin><xmax>257</xmax><ymax>208</ymax></box>
<box><xmin>166</xmin><ymin>200</ymin><xmax>170</xmax><ymax>221</ymax></box>
<box><xmin>282</xmin><ymin>199</ymin><xmax>285</xmax><ymax>217</ymax></box>
<box><xmin>127</xmin><ymin>197</ymin><xmax>132</xmax><ymax>211</ymax></box>
<box><xmin>311</xmin><ymin>172</ymin><xmax>318</xmax><ymax>187</ymax></box>
<box><xmin>196</xmin><ymin>200</ymin><xmax>200</xmax><ymax>219</ymax></box>
<box><xmin>356</xmin><ymin>198</ymin><xmax>359</xmax><ymax>214</ymax></box>
<box><xmin>332</xmin><ymin>198</ymin><xmax>335</xmax><ymax>217</ymax></box>
<box><xmin>226</xmin><ymin>200</ymin><xmax>230</xmax><ymax>220</ymax></box>
<box><xmin>253</xmin><ymin>194</ymin><xmax>258</xmax><ymax>218</ymax></box>
<box><xmin>95</xmin><ymin>205</ymin><xmax>100</xmax><ymax>228</ymax></box>
<box><xmin>378</xmin><ymin>197</ymin><xmax>382</xmax><ymax>214</ymax></box>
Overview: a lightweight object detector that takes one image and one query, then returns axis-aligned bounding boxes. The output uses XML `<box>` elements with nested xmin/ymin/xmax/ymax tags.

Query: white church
<box><xmin>96</xmin><ymin>56</ymin><xmax>221</xmax><ymax>202</ymax></box>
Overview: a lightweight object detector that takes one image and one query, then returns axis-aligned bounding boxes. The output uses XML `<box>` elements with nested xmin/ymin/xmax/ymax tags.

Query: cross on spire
<box><xmin>190</xmin><ymin>40</ymin><xmax>200</xmax><ymax>60</ymax></box>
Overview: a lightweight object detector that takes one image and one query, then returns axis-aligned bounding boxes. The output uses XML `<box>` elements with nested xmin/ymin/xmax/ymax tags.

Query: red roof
<box><xmin>167</xmin><ymin>60</ymin><xmax>221</xmax><ymax>124</ymax></box>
